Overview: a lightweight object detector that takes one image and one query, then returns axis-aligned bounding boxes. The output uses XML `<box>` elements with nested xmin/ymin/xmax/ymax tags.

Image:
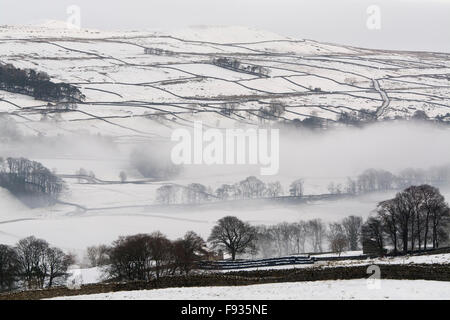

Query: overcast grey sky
<box><xmin>1</xmin><ymin>0</ymin><xmax>449</xmax><ymax>52</ymax></box>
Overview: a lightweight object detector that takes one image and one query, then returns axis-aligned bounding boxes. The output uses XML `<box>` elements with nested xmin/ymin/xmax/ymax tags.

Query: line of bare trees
<box><xmin>0</xmin><ymin>157</ymin><xmax>65</xmax><ymax>207</ymax></box>
<box><xmin>254</xmin><ymin>216</ymin><xmax>363</xmax><ymax>258</ymax></box>
<box><xmin>362</xmin><ymin>184</ymin><xmax>450</xmax><ymax>254</ymax></box>
<box><xmin>331</xmin><ymin>165</ymin><xmax>450</xmax><ymax>195</ymax></box>
<box><xmin>212</xmin><ymin>57</ymin><xmax>270</xmax><ymax>77</ymax></box>
<box><xmin>157</xmin><ymin>164</ymin><xmax>450</xmax><ymax>206</ymax></box>
<box><xmin>0</xmin><ymin>237</ymin><xmax>74</xmax><ymax>292</ymax></box>
<box><xmin>156</xmin><ymin>176</ymin><xmax>304</xmax><ymax>205</ymax></box>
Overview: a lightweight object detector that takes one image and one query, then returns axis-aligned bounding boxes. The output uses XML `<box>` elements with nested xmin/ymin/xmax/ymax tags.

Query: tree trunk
<box><xmin>403</xmin><ymin>229</ymin><xmax>408</xmax><ymax>254</ymax></box>
<box><xmin>393</xmin><ymin>233</ymin><xmax>398</xmax><ymax>254</ymax></box>
<box><xmin>424</xmin><ymin>213</ymin><xmax>430</xmax><ymax>250</ymax></box>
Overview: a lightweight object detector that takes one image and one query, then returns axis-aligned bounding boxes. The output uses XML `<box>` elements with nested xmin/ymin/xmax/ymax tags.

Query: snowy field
<box><xmin>51</xmin><ymin>279</ymin><xmax>450</xmax><ymax>300</ymax></box>
<box><xmin>66</xmin><ymin>253</ymin><xmax>450</xmax><ymax>285</ymax></box>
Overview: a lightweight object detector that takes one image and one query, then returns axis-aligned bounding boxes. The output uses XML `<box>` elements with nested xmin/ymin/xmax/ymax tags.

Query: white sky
<box><xmin>0</xmin><ymin>0</ymin><xmax>449</xmax><ymax>52</ymax></box>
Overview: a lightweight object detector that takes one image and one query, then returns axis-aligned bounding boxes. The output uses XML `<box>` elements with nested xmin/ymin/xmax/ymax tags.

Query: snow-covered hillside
<box><xmin>1</xmin><ymin>22</ymin><xmax>449</xmax><ymax>141</ymax></box>
<box><xmin>1</xmin><ymin>23</ymin><xmax>450</xmax><ymax>255</ymax></box>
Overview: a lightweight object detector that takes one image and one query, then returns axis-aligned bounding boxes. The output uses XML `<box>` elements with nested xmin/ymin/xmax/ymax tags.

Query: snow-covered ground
<box><xmin>212</xmin><ymin>253</ymin><xmax>450</xmax><ymax>272</ymax></box>
<box><xmin>63</xmin><ymin>253</ymin><xmax>450</xmax><ymax>286</ymax></box>
<box><xmin>51</xmin><ymin>279</ymin><xmax>450</xmax><ymax>300</ymax></box>
<box><xmin>67</xmin><ymin>266</ymin><xmax>105</xmax><ymax>285</ymax></box>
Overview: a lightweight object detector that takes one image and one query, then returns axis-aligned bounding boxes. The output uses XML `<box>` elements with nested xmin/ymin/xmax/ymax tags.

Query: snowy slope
<box><xmin>52</xmin><ymin>279</ymin><xmax>450</xmax><ymax>300</ymax></box>
<box><xmin>1</xmin><ymin>23</ymin><xmax>450</xmax><ymax>256</ymax></box>
<box><xmin>0</xmin><ymin>22</ymin><xmax>449</xmax><ymax>140</ymax></box>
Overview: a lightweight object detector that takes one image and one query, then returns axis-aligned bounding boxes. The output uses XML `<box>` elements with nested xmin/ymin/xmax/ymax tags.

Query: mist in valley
<box><xmin>1</xmin><ymin>116</ymin><xmax>450</xmax><ymax>255</ymax></box>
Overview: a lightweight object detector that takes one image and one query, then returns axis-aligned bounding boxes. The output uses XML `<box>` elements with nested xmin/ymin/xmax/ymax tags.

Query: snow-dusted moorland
<box><xmin>1</xmin><ymin>22</ymin><xmax>450</xmax><ymax>258</ymax></box>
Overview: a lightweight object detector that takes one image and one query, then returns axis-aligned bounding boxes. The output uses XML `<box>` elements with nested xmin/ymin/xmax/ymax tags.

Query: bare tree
<box><xmin>86</xmin><ymin>245</ymin><xmax>110</xmax><ymax>267</ymax></box>
<box><xmin>15</xmin><ymin>236</ymin><xmax>72</xmax><ymax>289</ymax></box>
<box><xmin>362</xmin><ymin>216</ymin><xmax>385</xmax><ymax>254</ymax></box>
<box><xmin>146</xmin><ymin>232</ymin><xmax>174</xmax><ymax>279</ymax></box>
<box><xmin>46</xmin><ymin>247</ymin><xmax>74</xmax><ymax>288</ymax></box>
<box><xmin>342</xmin><ymin>216</ymin><xmax>363</xmax><ymax>251</ymax></box>
<box><xmin>156</xmin><ymin>185</ymin><xmax>179</xmax><ymax>204</ymax></box>
<box><xmin>345</xmin><ymin>178</ymin><xmax>357</xmax><ymax>195</ymax></box>
<box><xmin>328</xmin><ymin>223</ymin><xmax>348</xmax><ymax>256</ymax></box>
<box><xmin>291</xmin><ymin>221</ymin><xmax>307</xmax><ymax>254</ymax></box>
<box><xmin>15</xmin><ymin>236</ymin><xmax>49</xmax><ymax>289</ymax></box>
<box><xmin>106</xmin><ymin>232</ymin><xmax>174</xmax><ymax>281</ymax></box>
<box><xmin>107</xmin><ymin>234</ymin><xmax>153</xmax><ymax>281</ymax></box>
<box><xmin>327</xmin><ymin>182</ymin><xmax>336</xmax><ymax>194</ymax></box>
<box><xmin>255</xmin><ymin>225</ymin><xmax>276</xmax><ymax>258</ymax></box>
<box><xmin>216</xmin><ymin>184</ymin><xmax>234</xmax><ymax>200</ymax></box>
<box><xmin>0</xmin><ymin>244</ymin><xmax>19</xmax><ymax>292</ymax></box>
<box><xmin>208</xmin><ymin>216</ymin><xmax>257</xmax><ymax>260</ymax></box>
<box><xmin>172</xmin><ymin>231</ymin><xmax>206</xmax><ymax>275</ymax></box>
<box><xmin>330</xmin><ymin>236</ymin><xmax>348</xmax><ymax>256</ymax></box>
<box><xmin>184</xmin><ymin>183</ymin><xmax>209</xmax><ymax>204</ymax></box>
<box><xmin>119</xmin><ymin>171</ymin><xmax>127</xmax><ymax>183</ymax></box>
<box><xmin>289</xmin><ymin>179</ymin><xmax>304</xmax><ymax>197</ymax></box>
<box><xmin>239</xmin><ymin>176</ymin><xmax>266</xmax><ymax>199</ymax></box>
<box><xmin>377</xmin><ymin>199</ymin><xmax>400</xmax><ymax>254</ymax></box>
<box><xmin>307</xmin><ymin>219</ymin><xmax>326</xmax><ymax>253</ymax></box>
<box><xmin>376</xmin><ymin>185</ymin><xmax>449</xmax><ymax>253</ymax></box>
<box><xmin>266</xmin><ymin>181</ymin><xmax>283</xmax><ymax>197</ymax></box>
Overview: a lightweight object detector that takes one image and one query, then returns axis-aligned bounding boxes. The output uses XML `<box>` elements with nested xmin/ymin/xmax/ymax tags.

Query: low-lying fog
<box><xmin>1</xmin><ymin>119</ymin><xmax>449</xmax><ymax>254</ymax></box>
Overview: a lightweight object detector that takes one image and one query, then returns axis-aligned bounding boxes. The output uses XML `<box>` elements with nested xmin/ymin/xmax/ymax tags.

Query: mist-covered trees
<box><xmin>363</xmin><ymin>185</ymin><xmax>450</xmax><ymax>254</ymax></box>
<box><xmin>0</xmin><ymin>115</ymin><xmax>22</xmax><ymax>143</ymax></box>
<box><xmin>327</xmin><ymin>216</ymin><xmax>363</xmax><ymax>255</ymax></box>
<box><xmin>130</xmin><ymin>148</ymin><xmax>181</xmax><ymax>179</ymax></box>
<box><xmin>334</xmin><ymin>165</ymin><xmax>450</xmax><ymax>196</ymax></box>
<box><xmin>216</xmin><ymin>184</ymin><xmax>235</xmax><ymax>200</ymax></box>
<box><xmin>184</xmin><ymin>183</ymin><xmax>209</xmax><ymax>204</ymax></box>
<box><xmin>289</xmin><ymin>179</ymin><xmax>304</xmax><ymax>197</ymax></box>
<box><xmin>308</xmin><ymin>219</ymin><xmax>326</xmax><ymax>253</ymax></box>
<box><xmin>156</xmin><ymin>185</ymin><xmax>181</xmax><ymax>204</ymax></box>
<box><xmin>266</xmin><ymin>181</ymin><xmax>283</xmax><ymax>197</ymax></box>
<box><xmin>156</xmin><ymin>176</ymin><xmax>288</xmax><ymax>205</ymax></box>
<box><xmin>86</xmin><ymin>245</ymin><xmax>110</xmax><ymax>267</ymax></box>
<box><xmin>0</xmin><ymin>64</ymin><xmax>85</xmax><ymax>103</ymax></box>
<box><xmin>254</xmin><ymin>216</ymin><xmax>363</xmax><ymax>258</ymax></box>
<box><xmin>119</xmin><ymin>171</ymin><xmax>127</xmax><ymax>183</ymax></box>
<box><xmin>0</xmin><ymin>157</ymin><xmax>65</xmax><ymax>207</ymax></box>
<box><xmin>208</xmin><ymin>216</ymin><xmax>258</xmax><ymax>260</ymax></box>
<box><xmin>239</xmin><ymin>176</ymin><xmax>266</xmax><ymax>198</ymax></box>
